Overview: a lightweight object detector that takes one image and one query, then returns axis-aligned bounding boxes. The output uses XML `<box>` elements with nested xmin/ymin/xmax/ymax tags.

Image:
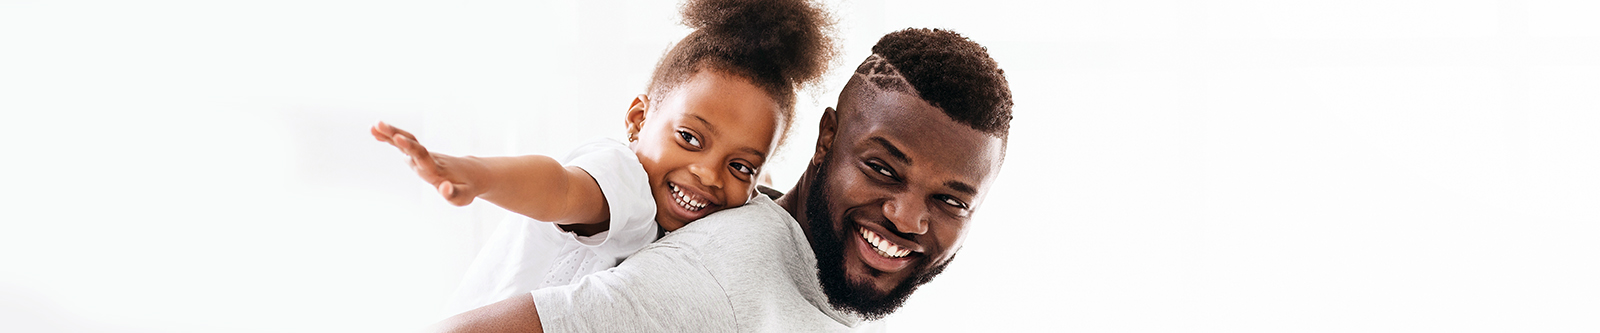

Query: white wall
<box><xmin>1</xmin><ymin>0</ymin><xmax>1596</xmax><ymax>332</ymax></box>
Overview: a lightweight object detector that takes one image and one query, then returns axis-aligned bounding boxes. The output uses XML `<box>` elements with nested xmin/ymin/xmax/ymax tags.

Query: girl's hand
<box><xmin>371</xmin><ymin>121</ymin><xmax>484</xmax><ymax>206</ymax></box>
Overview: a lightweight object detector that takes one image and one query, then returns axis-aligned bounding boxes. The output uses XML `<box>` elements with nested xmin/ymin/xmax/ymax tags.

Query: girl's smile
<box><xmin>626</xmin><ymin>69</ymin><xmax>785</xmax><ymax>231</ymax></box>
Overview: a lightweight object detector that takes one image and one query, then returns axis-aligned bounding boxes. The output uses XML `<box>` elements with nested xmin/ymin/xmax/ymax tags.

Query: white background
<box><xmin>2</xmin><ymin>0</ymin><xmax>1598</xmax><ymax>332</ymax></box>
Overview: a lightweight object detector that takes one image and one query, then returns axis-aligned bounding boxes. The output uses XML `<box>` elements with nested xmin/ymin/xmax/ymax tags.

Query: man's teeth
<box><xmin>669</xmin><ymin>183</ymin><xmax>707</xmax><ymax>211</ymax></box>
<box><xmin>860</xmin><ymin>228</ymin><xmax>911</xmax><ymax>258</ymax></box>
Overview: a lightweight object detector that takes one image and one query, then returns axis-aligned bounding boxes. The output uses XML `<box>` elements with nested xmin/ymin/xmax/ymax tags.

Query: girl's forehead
<box><xmin>658</xmin><ymin>71</ymin><xmax>780</xmax><ymax>117</ymax></box>
<box><xmin>653</xmin><ymin>72</ymin><xmax>783</xmax><ymax>155</ymax></box>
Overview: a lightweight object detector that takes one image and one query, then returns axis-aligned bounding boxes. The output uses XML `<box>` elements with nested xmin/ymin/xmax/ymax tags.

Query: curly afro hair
<box><xmin>867</xmin><ymin>28</ymin><xmax>1012</xmax><ymax>138</ymax></box>
<box><xmin>647</xmin><ymin>0</ymin><xmax>837</xmax><ymax>147</ymax></box>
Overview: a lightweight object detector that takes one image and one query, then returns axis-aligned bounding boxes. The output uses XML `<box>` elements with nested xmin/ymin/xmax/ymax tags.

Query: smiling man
<box><xmin>436</xmin><ymin>28</ymin><xmax>1013</xmax><ymax>332</ymax></box>
<box><xmin>785</xmin><ymin>36</ymin><xmax>1011</xmax><ymax>320</ymax></box>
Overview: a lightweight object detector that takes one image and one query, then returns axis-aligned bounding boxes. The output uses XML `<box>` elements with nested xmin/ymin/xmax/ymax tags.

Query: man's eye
<box><xmin>730</xmin><ymin>162</ymin><xmax>755</xmax><ymax>175</ymax></box>
<box><xmin>868</xmin><ymin>162</ymin><xmax>894</xmax><ymax>178</ymax></box>
<box><xmin>678</xmin><ymin>130</ymin><xmax>701</xmax><ymax>148</ymax></box>
<box><xmin>939</xmin><ymin>196</ymin><xmax>969</xmax><ymax>209</ymax></box>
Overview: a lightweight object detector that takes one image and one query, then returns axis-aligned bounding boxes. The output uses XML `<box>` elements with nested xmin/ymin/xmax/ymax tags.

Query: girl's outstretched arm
<box><xmin>372</xmin><ymin>122</ymin><xmax>609</xmax><ymax>232</ymax></box>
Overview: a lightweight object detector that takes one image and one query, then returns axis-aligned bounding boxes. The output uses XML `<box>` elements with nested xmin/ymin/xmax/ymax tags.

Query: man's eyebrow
<box><xmin>868</xmin><ymin>136</ymin><xmax>910</xmax><ymax>165</ymax></box>
<box><xmin>691</xmin><ymin>115</ymin><xmax>719</xmax><ymax>136</ymax></box>
<box><xmin>945</xmin><ymin>180</ymin><xmax>977</xmax><ymax>196</ymax></box>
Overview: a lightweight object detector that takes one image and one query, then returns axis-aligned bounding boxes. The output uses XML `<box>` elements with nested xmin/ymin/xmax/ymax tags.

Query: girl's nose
<box><xmin>687</xmin><ymin>159</ymin><xmax>723</xmax><ymax>190</ymax></box>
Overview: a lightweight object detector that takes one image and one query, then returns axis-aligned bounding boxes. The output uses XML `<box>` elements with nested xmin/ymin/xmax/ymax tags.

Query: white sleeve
<box><xmin>556</xmin><ymin>138</ymin><xmax>659</xmax><ymax>263</ymax></box>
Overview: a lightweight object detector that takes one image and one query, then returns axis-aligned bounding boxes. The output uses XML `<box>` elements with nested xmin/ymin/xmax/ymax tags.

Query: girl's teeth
<box><xmin>670</xmin><ymin>184</ymin><xmax>709</xmax><ymax>212</ymax></box>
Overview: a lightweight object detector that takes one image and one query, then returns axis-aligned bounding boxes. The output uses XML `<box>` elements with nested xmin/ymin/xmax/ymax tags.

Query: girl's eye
<box><xmin>730</xmin><ymin>162</ymin><xmax>755</xmax><ymax>175</ymax></box>
<box><xmin>938</xmin><ymin>195</ymin><xmax>969</xmax><ymax>210</ymax></box>
<box><xmin>678</xmin><ymin>130</ymin><xmax>701</xmax><ymax>148</ymax></box>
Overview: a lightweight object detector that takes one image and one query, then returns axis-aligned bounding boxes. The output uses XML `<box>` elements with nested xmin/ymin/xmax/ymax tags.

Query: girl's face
<box><xmin>627</xmin><ymin>70</ymin><xmax>783</xmax><ymax>231</ymax></box>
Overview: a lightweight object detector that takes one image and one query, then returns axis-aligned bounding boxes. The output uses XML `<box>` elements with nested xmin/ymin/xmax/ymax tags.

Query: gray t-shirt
<box><xmin>531</xmin><ymin>194</ymin><xmax>863</xmax><ymax>332</ymax></box>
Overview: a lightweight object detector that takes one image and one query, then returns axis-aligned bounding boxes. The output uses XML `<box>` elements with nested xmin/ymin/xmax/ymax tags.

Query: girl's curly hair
<box><xmin>647</xmin><ymin>0</ymin><xmax>837</xmax><ymax>147</ymax></box>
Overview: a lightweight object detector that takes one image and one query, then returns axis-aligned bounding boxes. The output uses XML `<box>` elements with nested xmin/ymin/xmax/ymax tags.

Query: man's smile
<box><xmin>860</xmin><ymin>228</ymin><xmax>910</xmax><ymax>258</ymax></box>
<box><xmin>853</xmin><ymin>225</ymin><xmax>919</xmax><ymax>273</ymax></box>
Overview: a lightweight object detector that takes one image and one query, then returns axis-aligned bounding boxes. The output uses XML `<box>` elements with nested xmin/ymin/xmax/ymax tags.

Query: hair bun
<box><xmin>680</xmin><ymin>0</ymin><xmax>835</xmax><ymax>92</ymax></box>
<box><xmin>647</xmin><ymin>0</ymin><xmax>837</xmax><ymax>149</ymax></box>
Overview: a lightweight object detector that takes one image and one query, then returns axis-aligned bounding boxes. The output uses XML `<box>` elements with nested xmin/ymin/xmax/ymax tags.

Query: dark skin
<box><xmin>372</xmin><ymin>69</ymin><xmax>779</xmax><ymax>238</ymax></box>
<box><xmin>778</xmin><ymin>75</ymin><xmax>1003</xmax><ymax>296</ymax></box>
<box><xmin>430</xmin><ymin>75</ymin><xmax>1004</xmax><ymax>333</ymax></box>
<box><xmin>428</xmin><ymin>70</ymin><xmax>778</xmax><ymax>333</ymax></box>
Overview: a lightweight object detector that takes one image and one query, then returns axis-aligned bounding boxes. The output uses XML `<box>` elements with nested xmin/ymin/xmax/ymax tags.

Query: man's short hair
<box><xmin>866</xmin><ymin>28</ymin><xmax>1013</xmax><ymax>138</ymax></box>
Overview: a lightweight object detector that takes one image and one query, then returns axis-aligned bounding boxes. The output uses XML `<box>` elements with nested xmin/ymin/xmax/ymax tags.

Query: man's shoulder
<box><xmin>674</xmin><ymin>194</ymin><xmax>793</xmax><ymax>235</ymax></box>
<box><xmin>650</xmin><ymin>195</ymin><xmax>802</xmax><ymax>262</ymax></box>
<box><xmin>757</xmin><ymin>185</ymin><xmax>784</xmax><ymax>200</ymax></box>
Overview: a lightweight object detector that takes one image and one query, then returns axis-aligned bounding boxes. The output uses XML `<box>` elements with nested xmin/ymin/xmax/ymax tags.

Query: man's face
<box><xmin>807</xmin><ymin>77</ymin><xmax>1004</xmax><ymax>320</ymax></box>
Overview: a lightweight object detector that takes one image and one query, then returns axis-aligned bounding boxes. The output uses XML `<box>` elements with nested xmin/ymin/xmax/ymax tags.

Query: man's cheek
<box><xmin>933</xmin><ymin>226</ymin><xmax>964</xmax><ymax>262</ymax></box>
<box><xmin>841</xmin><ymin>240</ymin><xmax>868</xmax><ymax>279</ymax></box>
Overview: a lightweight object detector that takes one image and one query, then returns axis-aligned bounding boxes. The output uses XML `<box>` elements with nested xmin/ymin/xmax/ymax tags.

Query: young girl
<box><xmin>371</xmin><ymin>0</ymin><xmax>834</xmax><ymax>316</ymax></box>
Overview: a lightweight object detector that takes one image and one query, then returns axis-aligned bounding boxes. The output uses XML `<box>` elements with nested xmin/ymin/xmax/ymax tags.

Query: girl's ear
<box><xmin>625</xmin><ymin>94</ymin><xmax>650</xmax><ymax>142</ymax></box>
<box><xmin>811</xmin><ymin>107</ymin><xmax>838</xmax><ymax>166</ymax></box>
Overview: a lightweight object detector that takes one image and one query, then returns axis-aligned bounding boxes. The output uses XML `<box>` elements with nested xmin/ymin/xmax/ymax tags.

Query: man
<box><xmin>436</xmin><ymin>27</ymin><xmax>1013</xmax><ymax>332</ymax></box>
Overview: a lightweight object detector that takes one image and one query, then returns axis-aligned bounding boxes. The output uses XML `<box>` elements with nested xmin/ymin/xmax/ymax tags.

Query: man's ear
<box><xmin>625</xmin><ymin>94</ymin><xmax>650</xmax><ymax>142</ymax></box>
<box><xmin>811</xmin><ymin>107</ymin><xmax>838</xmax><ymax>166</ymax></box>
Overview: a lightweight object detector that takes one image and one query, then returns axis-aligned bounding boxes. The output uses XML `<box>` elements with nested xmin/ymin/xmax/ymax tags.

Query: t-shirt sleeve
<box><xmin>558</xmin><ymin>138</ymin><xmax>659</xmax><ymax>262</ymax></box>
<box><xmin>530</xmin><ymin>241</ymin><xmax>737</xmax><ymax>333</ymax></box>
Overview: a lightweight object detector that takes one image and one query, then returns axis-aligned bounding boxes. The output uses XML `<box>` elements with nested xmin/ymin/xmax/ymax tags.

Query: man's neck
<box><xmin>775</xmin><ymin>176</ymin><xmax>814</xmax><ymax>243</ymax></box>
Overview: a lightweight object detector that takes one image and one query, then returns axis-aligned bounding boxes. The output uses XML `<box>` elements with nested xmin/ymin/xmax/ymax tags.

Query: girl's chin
<box><xmin>654</xmin><ymin>211</ymin><xmax>687</xmax><ymax>231</ymax></box>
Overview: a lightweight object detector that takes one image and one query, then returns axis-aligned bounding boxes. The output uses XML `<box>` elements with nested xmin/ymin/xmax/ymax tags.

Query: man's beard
<box><xmin>807</xmin><ymin>152</ymin><xmax>954</xmax><ymax>321</ymax></box>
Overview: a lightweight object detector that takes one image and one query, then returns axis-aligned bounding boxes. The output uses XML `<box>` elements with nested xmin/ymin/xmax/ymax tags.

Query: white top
<box><xmin>443</xmin><ymin>138</ymin><xmax>659</xmax><ymax>316</ymax></box>
<box><xmin>531</xmin><ymin>194</ymin><xmax>866</xmax><ymax>332</ymax></box>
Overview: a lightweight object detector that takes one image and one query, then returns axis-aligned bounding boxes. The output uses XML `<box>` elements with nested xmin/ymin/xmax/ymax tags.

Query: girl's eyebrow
<box><xmin>691</xmin><ymin>114</ymin><xmax>767</xmax><ymax>159</ymax></box>
<box><xmin>742</xmin><ymin>147</ymin><xmax>767</xmax><ymax>159</ymax></box>
<box><xmin>689</xmin><ymin>115</ymin><xmax>720</xmax><ymax>136</ymax></box>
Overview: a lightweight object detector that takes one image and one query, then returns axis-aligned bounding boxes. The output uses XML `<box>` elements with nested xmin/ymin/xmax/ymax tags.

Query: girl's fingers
<box><xmin>394</xmin><ymin>133</ymin><xmax>427</xmax><ymax>157</ymax></box>
<box><xmin>374</xmin><ymin>122</ymin><xmax>422</xmax><ymax>145</ymax></box>
<box><xmin>371</xmin><ymin>125</ymin><xmax>391</xmax><ymax>142</ymax></box>
<box><xmin>396</xmin><ymin>134</ymin><xmax>447</xmax><ymax>177</ymax></box>
<box><xmin>384</xmin><ymin>122</ymin><xmax>419</xmax><ymax>142</ymax></box>
<box><xmin>381</xmin><ymin>121</ymin><xmax>469</xmax><ymax>206</ymax></box>
<box><xmin>439</xmin><ymin>182</ymin><xmax>475</xmax><ymax>206</ymax></box>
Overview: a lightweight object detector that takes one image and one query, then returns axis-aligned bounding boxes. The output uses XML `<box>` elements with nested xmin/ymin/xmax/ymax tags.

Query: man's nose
<box><xmin>883</xmin><ymin>195</ymin><xmax>929</xmax><ymax>235</ymax></box>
